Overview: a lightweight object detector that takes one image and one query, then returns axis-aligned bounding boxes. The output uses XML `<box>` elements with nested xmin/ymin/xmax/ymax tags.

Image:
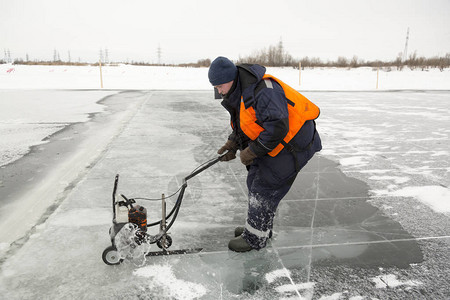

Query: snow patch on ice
<box><xmin>371</xmin><ymin>274</ymin><xmax>423</xmax><ymax>289</ymax></box>
<box><xmin>265</xmin><ymin>268</ymin><xmax>291</xmax><ymax>283</ymax></box>
<box><xmin>391</xmin><ymin>186</ymin><xmax>450</xmax><ymax>213</ymax></box>
<box><xmin>320</xmin><ymin>149</ymin><xmax>336</xmax><ymax>156</ymax></box>
<box><xmin>134</xmin><ymin>264</ymin><xmax>207</xmax><ymax>300</ymax></box>
<box><xmin>370</xmin><ymin>189</ymin><xmax>390</xmax><ymax>196</ymax></box>
<box><xmin>405</xmin><ymin>150</ymin><xmax>428</xmax><ymax>154</ymax></box>
<box><xmin>340</xmin><ymin>156</ymin><xmax>367</xmax><ymax>167</ymax></box>
<box><xmin>0</xmin><ymin>242</ymin><xmax>9</xmax><ymax>257</ymax></box>
<box><xmin>318</xmin><ymin>292</ymin><xmax>343</xmax><ymax>300</ymax></box>
<box><xmin>371</xmin><ymin>185</ymin><xmax>450</xmax><ymax>214</ymax></box>
<box><xmin>431</xmin><ymin>150</ymin><xmax>449</xmax><ymax>157</ymax></box>
<box><xmin>359</xmin><ymin>169</ymin><xmax>394</xmax><ymax>174</ymax></box>
<box><xmin>275</xmin><ymin>282</ymin><xmax>315</xmax><ymax>297</ymax></box>
<box><xmin>369</xmin><ymin>175</ymin><xmax>410</xmax><ymax>184</ymax></box>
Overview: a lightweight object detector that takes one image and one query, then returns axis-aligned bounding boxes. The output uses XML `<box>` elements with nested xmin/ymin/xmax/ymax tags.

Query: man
<box><xmin>208</xmin><ymin>56</ymin><xmax>322</xmax><ymax>252</ymax></box>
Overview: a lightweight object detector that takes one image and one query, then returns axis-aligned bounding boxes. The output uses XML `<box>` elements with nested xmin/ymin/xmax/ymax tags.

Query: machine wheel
<box><xmin>157</xmin><ymin>235</ymin><xmax>172</xmax><ymax>249</ymax></box>
<box><xmin>102</xmin><ymin>246</ymin><xmax>123</xmax><ymax>265</ymax></box>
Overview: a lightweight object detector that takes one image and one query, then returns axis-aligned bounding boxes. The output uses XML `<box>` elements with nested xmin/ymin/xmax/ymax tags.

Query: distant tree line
<box><xmin>3</xmin><ymin>43</ymin><xmax>449</xmax><ymax>70</ymax></box>
<box><xmin>237</xmin><ymin>40</ymin><xmax>296</xmax><ymax>67</ymax></box>
<box><xmin>7</xmin><ymin>60</ymin><xmax>91</xmax><ymax>66</ymax></box>
<box><xmin>237</xmin><ymin>41</ymin><xmax>450</xmax><ymax>71</ymax></box>
<box><xmin>128</xmin><ymin>58</ymin><xmax>211</xmax><ymax>68</ymax></box>
<box><xmin>294</xmin><ymin>51</ymin><xmax>450</xmax><ymax>71</ymax></box>
<box><xmin>2</xmin><ymin>58</ymin><xmax>212</xmax><ymax>68</ymax></box>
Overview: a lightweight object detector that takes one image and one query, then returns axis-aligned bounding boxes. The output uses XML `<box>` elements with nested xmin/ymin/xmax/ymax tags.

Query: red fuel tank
<box><xmin>128</xmin><ymin>205</ymin><xmax>147</xmax><ymax>232</ymax></box>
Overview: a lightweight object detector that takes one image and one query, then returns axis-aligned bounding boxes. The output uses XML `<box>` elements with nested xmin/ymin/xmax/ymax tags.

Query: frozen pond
<box><xmin>0</xmin><ymin>90</ymin><xmax>449</xmax><ymax>299</ymax></box>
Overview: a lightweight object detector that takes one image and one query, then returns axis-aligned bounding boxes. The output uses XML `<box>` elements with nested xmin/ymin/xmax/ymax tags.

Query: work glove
<box><xmin>240</xmin><ymin>147</ymin><xmax>257</xmax><ymax>166</ymax></box>
<box><xmin>218</xmin><ymin>140</ymin><xmax>237</xmax><ymax>162</ymax></box>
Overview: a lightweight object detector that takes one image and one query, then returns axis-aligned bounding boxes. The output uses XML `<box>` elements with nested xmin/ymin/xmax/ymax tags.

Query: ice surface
<box><xmin>0</xmin><ymin>88</ymin><xmax>449</xmax><ymax>298</ymax></box>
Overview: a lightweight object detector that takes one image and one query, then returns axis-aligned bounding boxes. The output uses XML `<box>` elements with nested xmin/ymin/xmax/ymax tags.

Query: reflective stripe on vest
<box><xmin>239</xmin><ymin>74</ymin><xmax>320</xmax><ymax>157</ymax></box>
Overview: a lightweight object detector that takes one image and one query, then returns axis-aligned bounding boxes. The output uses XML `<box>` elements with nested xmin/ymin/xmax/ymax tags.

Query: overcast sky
<box><xmin>1</xmin><ymin>0</ymin><xmax>449</xmax><ymax>64</ymax></box>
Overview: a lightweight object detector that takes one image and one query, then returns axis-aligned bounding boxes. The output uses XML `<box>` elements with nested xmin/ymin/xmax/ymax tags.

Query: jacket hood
<box><xmin>236</xmin><ymin>64</ymin><xmax>266</xmax><ymax>90</ymax></box>
<box><xmin>236</xmin><ymin>63</ymin><xmax>267</xmax><ymax>107</ymax></box>
<box><xmin>221</xmin><ymin>63</ymin><xmax>267</xmax><ymax>111</ymax></box>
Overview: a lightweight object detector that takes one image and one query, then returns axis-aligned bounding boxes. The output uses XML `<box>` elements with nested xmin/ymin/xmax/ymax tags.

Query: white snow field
<box><xmin>0</xmin><ymin>65</ymin><xmax>449</xmax><ymax>299</ymax></box>
<box><xmin>1</xmin><ymin>63</ymin><xmax>450</xmax><ymax>90</ymax></box>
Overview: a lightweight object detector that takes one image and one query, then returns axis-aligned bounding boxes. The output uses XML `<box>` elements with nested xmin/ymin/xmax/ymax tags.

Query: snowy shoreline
<box><xmin>0</xmin><ymin>90</ymin><xmax>115</xmax><ymax>167</ymax></box>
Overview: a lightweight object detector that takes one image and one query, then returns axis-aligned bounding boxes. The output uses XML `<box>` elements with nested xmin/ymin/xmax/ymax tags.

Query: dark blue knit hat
<box><xmin>208</xmin><ymin>56</ymin><xmax>237</xmax><ymax>86</ymax></box>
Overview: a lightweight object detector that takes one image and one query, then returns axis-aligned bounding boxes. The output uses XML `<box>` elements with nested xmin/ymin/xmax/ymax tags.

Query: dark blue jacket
<box><xmin>221</xmin><ymin>63</ymin><xmax>322</xmax><ymax>186</ymax></box>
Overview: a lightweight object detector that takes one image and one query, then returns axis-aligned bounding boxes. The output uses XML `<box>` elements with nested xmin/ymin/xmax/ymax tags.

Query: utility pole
<box><xmin>157</xmin><ymin>44</ymin><xmax>162</xmax><ymax>65</ymax></box>
<box><xmin>4</xmin><ymin>49</ymin><xmax>9</xmax><ymax>63</ymax></box>
<box><xmin>403</xmin><ymin>27</ymin><xmax>409</xmax><ymax>62</ymax></box>
<box><xmin>104</xmin><ymin>48</ymin><xmax>109</xmax><ymax>64</ymax></box>
<box><xmin>53</xmin><ymin>49</ymin><xmax>58</xmax><ymax>62</ymax></box>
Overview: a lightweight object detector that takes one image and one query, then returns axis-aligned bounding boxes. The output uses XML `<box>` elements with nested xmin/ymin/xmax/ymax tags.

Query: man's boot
<box><xmin>228</xmin><ymin>236</ymin><xmax>253</xmax><ymax>252</ymax></box>
<box><xmin>234</xmin><ymin>226</ymin><xmax>273</xmax><ymax>238</ymax></box>
<box><xmin>234</xmin><ymin>226</ymin><xmax>245</xmax><ymax>237</ymax></box>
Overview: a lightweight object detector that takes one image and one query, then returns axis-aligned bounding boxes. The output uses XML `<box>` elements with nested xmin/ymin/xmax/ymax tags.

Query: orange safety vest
<box><xmin>240</xmin><ymin>74</ymin><xmax>320</xmax><ymax>157</ymax></box>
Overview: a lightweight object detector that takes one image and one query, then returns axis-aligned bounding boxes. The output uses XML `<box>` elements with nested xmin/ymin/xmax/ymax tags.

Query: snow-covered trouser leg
<box><xmin>240</xmin><ymin>122</ymin><xmax>321</xmax><ymax>249</ymax></box>
<box><xmin>242</xmin><ymin>163</ymin><xmax>294</xmax><ymax>250</ymax></box>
